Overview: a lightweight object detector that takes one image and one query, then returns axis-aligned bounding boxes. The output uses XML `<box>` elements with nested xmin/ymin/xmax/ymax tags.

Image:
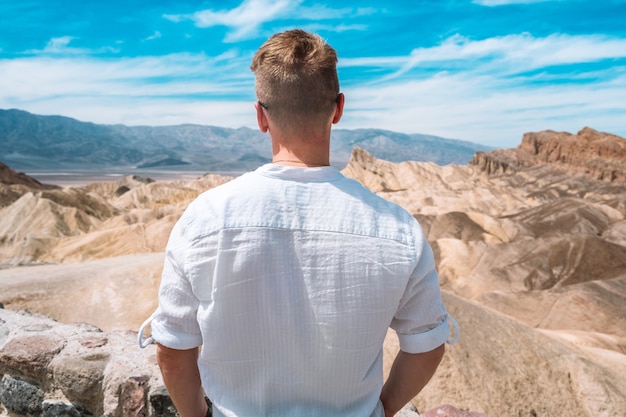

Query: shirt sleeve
<box><xmin>390</xmin><ymin>229</ymin><xmax>452</xmax><ymax>354</ymax></box>
<box><xmin>150</xmin><ymin>215</ymin><xmax>203</xmax><ymax>350</ymax></box>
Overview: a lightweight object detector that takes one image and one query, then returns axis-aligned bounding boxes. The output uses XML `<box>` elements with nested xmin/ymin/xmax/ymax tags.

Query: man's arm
<box><xmin>156</xmin><ymin>344</ymin><xmax>208</xmax><ymax>417</ymax></box>
<box><xmin>380</xmin><ymin>344</ymin><xmax>446</xmax><ymax>417</ymax></box>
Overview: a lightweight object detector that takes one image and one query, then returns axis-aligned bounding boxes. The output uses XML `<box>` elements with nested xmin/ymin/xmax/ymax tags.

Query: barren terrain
<box><xmin>1</xmin><ymin>127</ymin><xmax>625</xmax><ymax>416</ymax></box>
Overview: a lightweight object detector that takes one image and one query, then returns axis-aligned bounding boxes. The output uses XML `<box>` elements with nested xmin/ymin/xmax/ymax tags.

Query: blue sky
<box><xmin>1</xmin><ymin>0</ymin><xmax>625</xmax><ymax>148</ymax></box>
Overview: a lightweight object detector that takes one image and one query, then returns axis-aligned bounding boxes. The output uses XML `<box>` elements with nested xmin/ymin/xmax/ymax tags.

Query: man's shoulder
<box><xmin>180</xmin><ymin>169</ymin><xmax>279</xmax><ymax>223</ymax></box>
<box><xmin>192</xmin><ymin>170</ymin><xmax>260</xmax><ymax>202</ymax></box>
<box><xmin>335</xmin><ymin>176</ymin><xmax>416</xmax><ymax>219</ymax></box>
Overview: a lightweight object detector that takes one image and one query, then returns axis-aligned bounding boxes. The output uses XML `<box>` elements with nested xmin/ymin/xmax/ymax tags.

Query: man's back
<box><xmin>151</xmin><ymin>164</ymin><xmax>450</xmax><ymax>417</ymax></box>
<box><xmin>145</xmin><ymin>29</ymin><xmax>452</xmax><ymax>417</ymax></box>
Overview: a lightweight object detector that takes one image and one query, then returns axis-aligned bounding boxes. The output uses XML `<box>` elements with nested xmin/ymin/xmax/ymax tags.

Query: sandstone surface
<box><xmin>0</xmin><ymin>308</ymin><xmax>170</xmax><ymax>417</ymax></box>
<box><xmin>1</xmin><ymin>127</ymin><xmax>625</xmax><ymax>416</ymax></box>
<box><xmin>471</xmin><ymin>127</ymin><xmax>626</xmax><ymax>183</ymax></box>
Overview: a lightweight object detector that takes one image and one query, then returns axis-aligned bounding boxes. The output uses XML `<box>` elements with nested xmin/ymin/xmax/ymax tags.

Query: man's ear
<box><xmin>255</xmin><ymin>101</ymin><xmax>269</xmax><ymax>133</ymax></box>
<box><xmin>332</xmin><ymin>93</ymin><xmax>345</xmax><ymax>124</ymax></box>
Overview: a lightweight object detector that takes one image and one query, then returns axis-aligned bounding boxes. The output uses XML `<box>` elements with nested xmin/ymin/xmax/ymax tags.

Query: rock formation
<box><xmin>420</xmin><ymin>406</ymin><xmax>488</xmax><ymax>417</ymax></box>
<box><xmin>0</xmin><ymin>162</ymin><xmax>51</xmax><ymax>190</ymax></box>
<box><xmin>339</xmin><ymin>129</ymin><xmax>626</xmax><ymax>416</ymax></box>
<box><xmin>0</xmin><ymin>174</ymin><xmax>233</xmax><ymax>266</ymax></box>
<box><xmin>471</xmin><ymin>127</ymin><xmax>626</xmax><ymax>183</ymax></box>
<box><xmin>0</xmin><ymin>307</ymin><xmax>197</xmax><ymax>417</ymax></box>
<box><xmin>1</xmin><ymin>127</ymin><xmax>626</xmax><ymax>417</ymax></box>
<box><xmin>0</xmin><ymin>162</ymin><xmax>58</xmax><ymax>208</ymax></box>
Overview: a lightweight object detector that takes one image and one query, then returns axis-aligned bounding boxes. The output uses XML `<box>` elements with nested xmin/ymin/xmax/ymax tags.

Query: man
<box><xmin>139</xmin><ymin>29</ymin><xmax>457</xmax><ymax>417</ymax></box>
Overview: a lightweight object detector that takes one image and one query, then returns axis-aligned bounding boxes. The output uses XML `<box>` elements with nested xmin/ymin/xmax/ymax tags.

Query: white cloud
<box><xmin>300</xmin><ymin>23</ymin><xmax>368</xmax><ymax>34</ymax></box>
<box><xmin>143</xmin><ymin>31</ymin><xmax>162</xmax><ymax>42</ymax></box>
<box><xmin>2</xmin><ymin>32</ymin><xmax>624</xmax><ymax>148</ymax></box>
<box><xmin>340</xmin><ymin>70</ymin><xmax>626</xmax><ymax>146</ymax></box>
<box><xmin>473</xmin><ymin>0</ymin><xmax>556</xmax><ymax>5</ymax></box>
<box><xmin>26</xmin><ymin>36</ymin><xmax>120</xmax><ymax>55</ymax></box>
<box><xmin>163</xmin><ymin>0</ymin><xmax>372</xmax><ymax>42</ymax></box>
<box><xmin>338</xmin><ymin>33</ymin><xmax>626</xmax><ymax>145</ymax></box>
<box><xmin>19</xmin><ymin>96</ymin><xmax>255</xmax><ymax>130</ymax></box>
<box><xmin>343</xmin><ymin>33</ymin><xmax>626</xmax><ymax>82</ymax></box>
<box><xmin>44</xmin><ymin>36</ymin><xmax>74</xmax><ymax>51</ymax></box>
<box><xmin>293</xmin><ymin>5</ymin><xmax>375</xmax><ymax>19</ymax></box>
<box><xmin>164</xmin><ymin>0</ymin><xmax>299</xmax><ymax>42</ymax></box>
<box><xmin>0</xmin><ymin>51</ymin><xmax>256</xmax><ymax>127</ymax></box>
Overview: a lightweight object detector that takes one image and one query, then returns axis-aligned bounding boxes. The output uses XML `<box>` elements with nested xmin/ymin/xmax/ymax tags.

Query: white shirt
<box><xmin>149</xmin><ymin>164</ymin><xmax>452</xmax><ymax>417</ymax></box>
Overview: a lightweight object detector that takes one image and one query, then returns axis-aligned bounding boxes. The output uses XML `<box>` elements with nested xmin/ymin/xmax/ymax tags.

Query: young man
<box><xmin>140</xmin><ymin>29</ymin><xmax>456</xmax><ymax>417</ymax></box>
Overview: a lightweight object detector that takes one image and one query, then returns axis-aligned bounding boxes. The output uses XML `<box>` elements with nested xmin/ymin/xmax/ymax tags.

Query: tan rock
<box><xmin>421</xmin><ymin>405</ymin><xmax>488</xmax><ymax>417</ymax></box>
<box><xmin>0</xmin><ymin>308</ymin><xmax>165</xmax><ymax>416</ymax></box>
<box><xmin>472</xmin><ymin>127</ymin><xmax>626</xmax><ymax>184</ymax></box>
<box><xmin>382</xmin><ymin>292</ymin><xmax>626</xmax><ymax>417</ymax></box>
<box><xmin>51</xmin><ymin>353</ymin><xmax>110</xmax><ymax>403</ymax></box>
<box><xmin>0</xmin><ymin>253</ymin><xmax>162</xmax><ymax>332</ymax></box>
<box><xmin>0</xmin><ymin>333</ymin><xmax>65</xmax><ymax>380</ymax></box>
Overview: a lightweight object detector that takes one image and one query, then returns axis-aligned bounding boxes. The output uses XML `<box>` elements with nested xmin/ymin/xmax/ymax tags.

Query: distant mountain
<box><xmin>0</xmin><ymin>108</ymin><xmax>491</xmax><ymax>171</ymax></box>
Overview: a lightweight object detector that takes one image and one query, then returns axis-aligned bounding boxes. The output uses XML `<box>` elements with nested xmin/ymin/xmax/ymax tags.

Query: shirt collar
<box><xmin>254</xmin><ymin>163</ymin><xmax>344</xmax><ymax>182</ymax></box>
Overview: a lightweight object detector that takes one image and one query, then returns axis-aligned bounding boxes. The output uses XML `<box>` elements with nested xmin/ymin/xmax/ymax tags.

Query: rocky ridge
<box><xmin>0</xmin><ymin>174</ymin><xmax>233</xmax><ymax>267</ymax></box>
<box><xmin>471</xmin><ymin>127</ymin><xmax>626</xmax><ymax>183</ymax></box>
<box><xmin>0</xmin><ymin>127</ymin><xmax>625</xmax><ymax>416</ymax></box>
<box><xmin>339</xmin><ymin>128</ymin><xmax>626</xmax><ymax>416</ymax></box>
<box><xmin>0</xmin><ymin>162</ymin><xmax>57</xmax><ymax>208</ymax></box>
<box><xmin>0</xmin><ymin>162</ymin><xmax>50</xmax><ymax>190</ymax></box>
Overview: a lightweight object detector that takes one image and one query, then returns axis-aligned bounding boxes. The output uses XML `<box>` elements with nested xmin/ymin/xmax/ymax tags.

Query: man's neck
<box><xmin>270</xmin><ymin>132</ymin><xmax>331</xmax><ymax>167</ymax></box>
<box><xmin>271</xmin><ymin>150</ymin><xmax>330</xmax><ymax>167</ymax></box>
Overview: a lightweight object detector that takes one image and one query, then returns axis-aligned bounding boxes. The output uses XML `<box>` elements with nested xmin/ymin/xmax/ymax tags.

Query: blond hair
<box><xmin>250</xmin><ymin>29</ymin><xmax>340</xmax><ymax>131</ymax></box>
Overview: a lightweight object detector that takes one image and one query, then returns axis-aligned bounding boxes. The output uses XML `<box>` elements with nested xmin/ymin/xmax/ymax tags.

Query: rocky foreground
<box><xmin>1</xmin><ymin>127</ymin><xmax>625</xmax><ymax>416</ymax></box>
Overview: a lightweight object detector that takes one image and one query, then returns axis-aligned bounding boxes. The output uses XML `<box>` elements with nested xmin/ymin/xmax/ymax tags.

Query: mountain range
<box><xmin>0</xmin><ymin>108</ymin><xmax>491</xmax><ymax>171</ymax></box>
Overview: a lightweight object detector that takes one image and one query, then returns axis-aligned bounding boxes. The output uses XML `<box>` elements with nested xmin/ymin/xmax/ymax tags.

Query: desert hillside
<box><xmin>0</xmin><ymin>127</ymin><xmax>625</xmax><ymax>416</ymax></box>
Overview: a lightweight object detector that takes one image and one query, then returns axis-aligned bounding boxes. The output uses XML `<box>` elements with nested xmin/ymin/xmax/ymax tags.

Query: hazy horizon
<box><xmin>1</xmin><ymin>0</ymin><xmax>625</xmax><ymax>148</ymax></box>
<box><xmin>24</xmin><ymin>168</ymin><xmax>243</xmax><ymax>188</ymax></box>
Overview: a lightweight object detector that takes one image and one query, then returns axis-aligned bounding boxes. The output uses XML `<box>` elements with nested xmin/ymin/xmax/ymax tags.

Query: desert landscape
<box><xmin>1</xmin><ymin>127</ymin><xmax>625</xmax><ymax>416</ymax></box>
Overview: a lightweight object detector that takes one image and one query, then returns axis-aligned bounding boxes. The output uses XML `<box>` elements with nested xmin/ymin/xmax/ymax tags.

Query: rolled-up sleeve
<box><xmin>150</xmin><ymin>217</ymin><xmax>203</xmax><ymax>350</ymax></box>
<box><xmin>390</xmin><ymin>233</ymin><xmax>452</xmax><ymax>354</ymax></box>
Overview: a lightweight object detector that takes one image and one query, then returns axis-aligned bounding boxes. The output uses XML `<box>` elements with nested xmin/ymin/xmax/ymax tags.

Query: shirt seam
<box><xmin>188</xmin><ymin>224</ymin><xmax>415</xmax><ymax>247</ymax></box>
<box><xmin>252</xmin><ymin>166</ymin><xmax>345</xmax><ymax>183</ymax></box>
<box><xmin>254</xmin><ymin>173</ymin><xmax>345</xmax><ymax>183</ymax></box>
